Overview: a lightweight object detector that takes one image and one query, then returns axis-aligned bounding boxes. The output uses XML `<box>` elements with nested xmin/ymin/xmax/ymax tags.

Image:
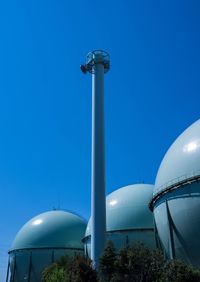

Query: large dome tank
<box><xmin>83</xmin><ymin>184</ymin><xmax>156</xmax><ymax>258</ymax></box>
<box><xmin>150</xmin><ymin>119</ymin><xmax>200</xmax><ymax>266</ymax></box>
<box><xmin>7</xmin><ymin>210</ymin><xmax>86</xmax><ymax>282</ymax></box>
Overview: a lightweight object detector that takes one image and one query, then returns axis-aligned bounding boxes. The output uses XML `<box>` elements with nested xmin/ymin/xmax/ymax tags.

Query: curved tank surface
<box><xmin>7</xmin><ymin>210</ymin><xmax>86</xmax><ymax>282</ymax></box>
<box><xmin>84</xmin><ymin>184</ymin><xmax>156</xmax><ymax>258</ymax></box>
<box><xmin>151</xmin><ymin>119</ymin><xmax>200</xmax><ymax>266</ymax></box>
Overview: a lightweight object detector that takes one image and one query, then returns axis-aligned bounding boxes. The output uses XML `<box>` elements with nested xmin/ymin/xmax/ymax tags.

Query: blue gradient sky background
<box><xmin>0</xmin><ymin>0</ymin><xmax>200</xmax><ymax>279</ymax></box>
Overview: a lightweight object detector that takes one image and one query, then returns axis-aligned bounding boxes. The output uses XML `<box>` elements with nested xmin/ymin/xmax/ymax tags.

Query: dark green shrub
<box><xmin>99</xmin><ymin>242</ymin><xmax>165</xmax><ymax>282</ymax></box>
<box><xmin>99</xmin><ymin>241</ymin><xmax>117</xmax><ymax>281</ymax></box>
<box><xmin>42</xmin><ymin>263</ymin><xmax>65</xmax><ymax>282</ymax></box>
<box><xmin>42</xmin><ymin>243</ymin><xmax>200</xmax><ymax>282</ymax></box>
<box><xmin>42</xmin><ymin>255</ymin><xmax>98</xmax><ymax>282</ymax></box>
<box><xmin>161</xmin><ymin>260</ymin><xmax>200</xmax><ymax>282</ymax></box>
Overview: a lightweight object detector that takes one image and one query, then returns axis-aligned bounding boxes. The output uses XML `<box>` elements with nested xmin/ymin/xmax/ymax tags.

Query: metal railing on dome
<box><xmin>149</xmin><ymin>170</ymin><xmax>200</xmax><ymax>211</ymax></box>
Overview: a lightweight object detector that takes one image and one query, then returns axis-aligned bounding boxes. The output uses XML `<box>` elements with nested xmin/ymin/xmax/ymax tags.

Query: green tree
<box><xmin>113</xmin><ymin>247</ymin><xmax>129</xmax><ymax>281</ymax></box>
<box><xmin>114</xmin><ymin>243</ymin><xmax>165</xmax><ymax>282</ymax></box>
<box><xmin>161</xmin><ymin>260</ymin><xmax>200</xmax><ymax>282</ymax></box>
<box><xmin>42</xmin><ymin>263</ymin><xmax>66</xmax><ymax>282</ymax></box>
<box><xmin>42</xmin><ymin>255</ymin><xmax>98</xmax><ymax>282</ymax></box>
<box><xmin>68</xmin><ymin>255</ymin><xmax>98</xmax><ymax>282</ymax></box>
<box><xmin>42</xmin><ymin>244</ymin><xmax>200</xmax><ymax>282</ymax></box>
<box><xmin>99</xmin><ymin>241</ymin><xmax>117</xmax><ymax>282</ymax></box>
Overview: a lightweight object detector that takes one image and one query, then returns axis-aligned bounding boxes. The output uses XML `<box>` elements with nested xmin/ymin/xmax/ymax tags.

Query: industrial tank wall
<box><xmin>7</xmin><ymin>210</ymin><xmax>86</xmax><ymax>282</ymax></box>
<box><xmin>84</xmin><ymin>230</ymin><xmax>155</xmax><ymax>259</ymax></box>
<box><xmin>9</xmin><ymin>249</ymin><xmax>79</xmax><ymax>282</ymax></box>
<box><xmin>84</xmin><ymin>184</ymin><xmax>156</xmax><ymax>258</ymax></box>
<box><xmin>151</xmin><ymin>119</ymin><xmax>200</xmax><ymax>266</ymax></box>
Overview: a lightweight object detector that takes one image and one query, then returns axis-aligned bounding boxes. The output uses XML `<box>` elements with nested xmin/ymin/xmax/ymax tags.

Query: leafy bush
<box><xmin>98</xmin><ymin>241</ymin><xmax>117</xmax><ymax>281</ymax></box>
<box><xmin>42</xmin><ymin>255</ymin><xmax>98</xmax><ymax>282</ymax></box>
<box><xmin>42</xmin><ymin>263</ymin><xmax>65</xmax><ymax>282</ymax></box>
<box><xmin>99</xmin><ymin>242</ymin><xmax>165</xmax><ymax>282</ymax></box>
<box><xmin>98</xmin><ymin>242</ymin><xmax>200</xmax><ymax>282</ymax></box>
<box><xmin>161</xmin><ymin>260</ymin><xmax>200</xmax><ymax>282</ymax></box>
<box><xmin>42</xmin><ymin>244</ymin><xmax>200</xmax><ymax>282</ymax></box>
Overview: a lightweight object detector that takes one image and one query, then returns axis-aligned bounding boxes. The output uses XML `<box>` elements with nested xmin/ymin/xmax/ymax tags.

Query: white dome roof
<box><xmin>85</xmin><ymin>184</ymin><xmax>154</xmax><ymax>237</ymax></box>
<box><xmin>11</xmin><ymin>210</ymin><xmax>87</xmax><ymax>251</ymax></box>
<box><xmin>154</xmin><ymin>119</ymin><xmax>200</xmax><ymax>197</ymax></box>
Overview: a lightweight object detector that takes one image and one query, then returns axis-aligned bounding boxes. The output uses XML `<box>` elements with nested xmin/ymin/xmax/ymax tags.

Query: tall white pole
<box><xmin>81</xmin><ymin>51</ymin><xmax>110</xmax><ymax>268</ymax></box>
<box><xmin>91</xmin><ymin>62</ymin><xmax>106</xmax><ymax>268</ymax></box>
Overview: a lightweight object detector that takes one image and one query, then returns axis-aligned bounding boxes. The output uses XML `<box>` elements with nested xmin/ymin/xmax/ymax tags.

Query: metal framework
<box><xmin>6</xmin><ymin>247</ymin><xmax>84</xmax><ymax>282</ymax></box>
<box><xmin>149</xmin><ymin>174</ymin><xmax>200</xmax><ymax>211</ymax></box>
<box><xmin>83</xmin><ymin>227</ymin><xmax>155</xmax><ymax>258</ymax></box>
<box><xmin>165</xmin><ymin>200</ymin><xmax>175</xmax><ymax>259</ymax></box>
<box><xmin>82</xmin><ymin>227</ymin><xmax>155</xmax><ymax>243</ymax></box>
<box><xmin>85</xmin><ymin>50</ymin><xmax>110</xmax><ymax>74</ymax></box>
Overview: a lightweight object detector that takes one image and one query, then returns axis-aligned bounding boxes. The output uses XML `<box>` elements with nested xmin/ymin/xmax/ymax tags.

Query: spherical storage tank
<box><xmin>150</xmin><ymin>119</ymin><xmax>200</xmax><ymax>266</ymax></box>
<box><xmin>7</xmin><ymin>210</ymin><xmax>86</xmax><ymax>282</ymax></box>
<box><xmin>83</xmin><ymin>184</ymin><xmax>156</xmax><ymax>257</ymax></box>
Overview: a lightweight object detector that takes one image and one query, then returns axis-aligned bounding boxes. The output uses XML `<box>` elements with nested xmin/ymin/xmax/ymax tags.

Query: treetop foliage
<box><xmin>42</xmin><ymin>242</ymin><xmax>200</xmax><ymax>282</ymax></box>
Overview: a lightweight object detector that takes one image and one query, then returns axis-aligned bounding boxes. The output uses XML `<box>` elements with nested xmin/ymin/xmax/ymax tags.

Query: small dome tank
<box><xmin>7</xmin><ymin>210</ymin><xmax>86</xmax><ymax>282</ymax></box>
<box><xmin>84</xmin><ymin>184</ymin><xmax>156</xmax><ymax>258</ymax></box>
<box><xmin>150</xmin><ymin>119</ymin><xmax>200</xmax><ymax>265</ymax></box>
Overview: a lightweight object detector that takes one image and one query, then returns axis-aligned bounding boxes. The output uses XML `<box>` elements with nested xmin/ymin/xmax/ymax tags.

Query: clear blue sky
<box><xmin>0</xmin><ymin>0</ymin><xmax>200</xmax><ymax>278</ymax></box>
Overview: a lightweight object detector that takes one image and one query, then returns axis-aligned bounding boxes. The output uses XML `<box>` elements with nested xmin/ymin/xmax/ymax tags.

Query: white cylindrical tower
<box><xmin>81</xmin><ymin>50</ymin><xmax>110</xmax><ymax>268</ymax></box>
